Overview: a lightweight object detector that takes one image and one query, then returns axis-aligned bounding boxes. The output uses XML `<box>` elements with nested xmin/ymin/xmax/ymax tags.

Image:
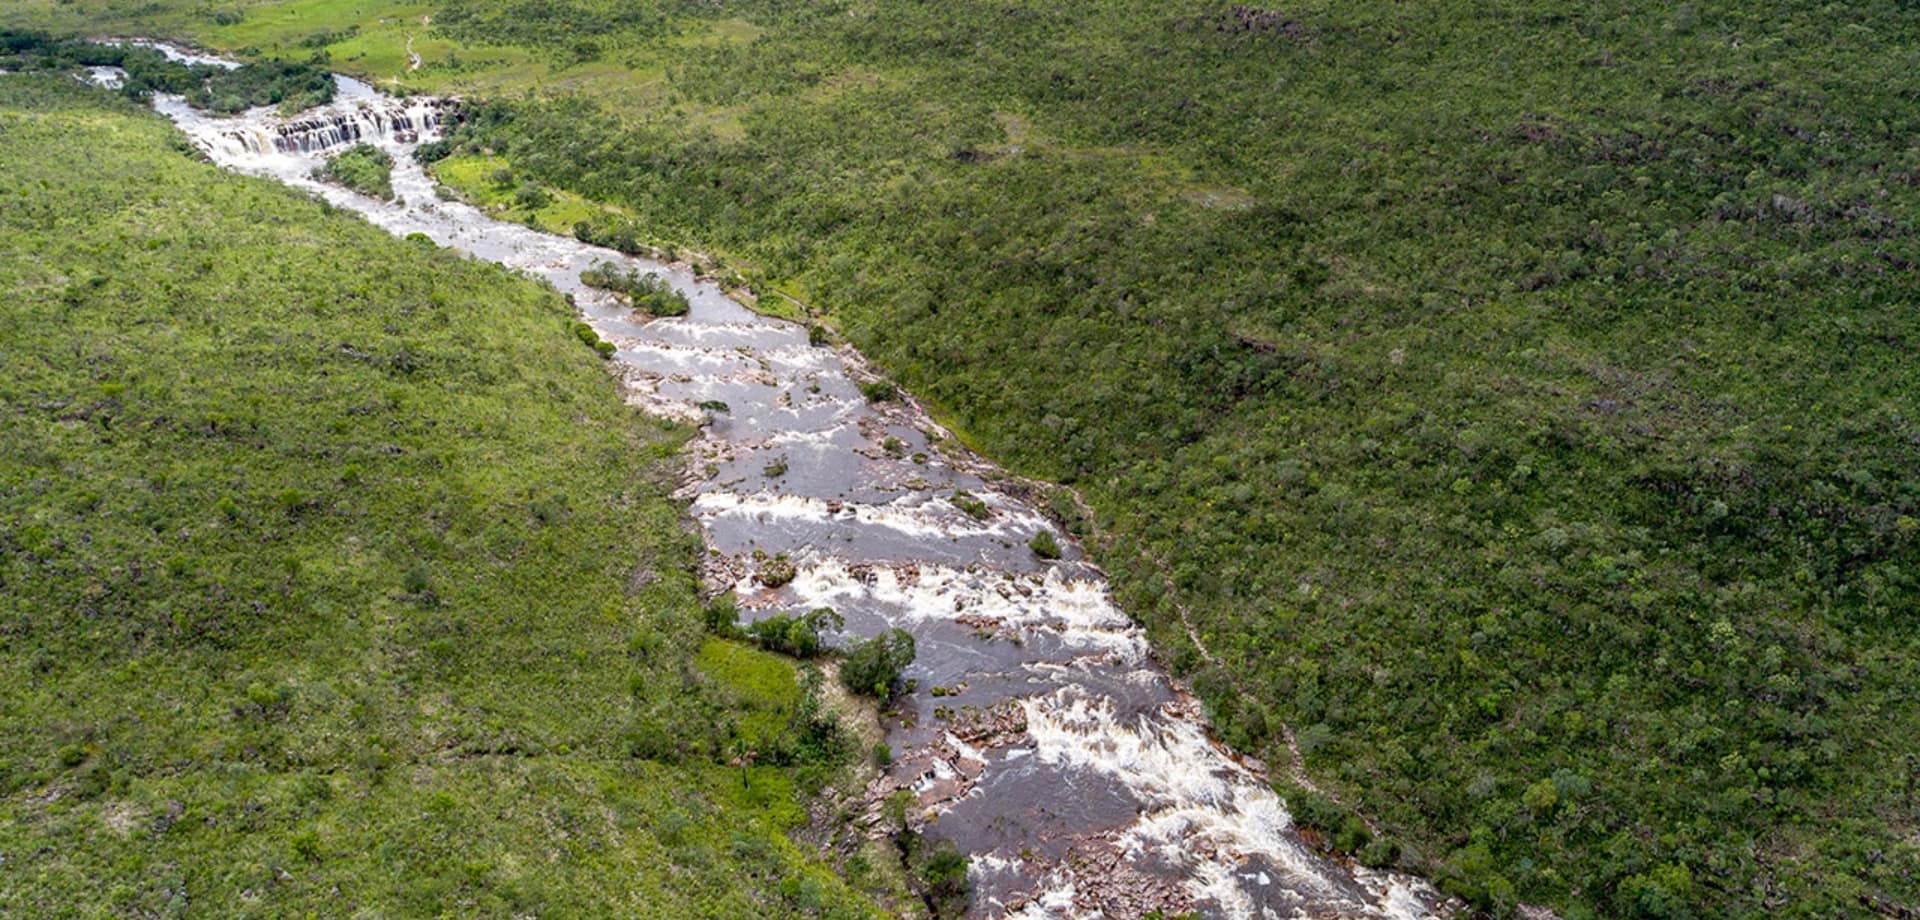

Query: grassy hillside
<box><xmin>0</xmin><ymin>75</ymin><xmax>889</xmax><ymax>918</ymax></box>
<box><xmin>5</xmin><ymin>0</ymin><xmax>1920</xmax><ymax>915</ymax></box>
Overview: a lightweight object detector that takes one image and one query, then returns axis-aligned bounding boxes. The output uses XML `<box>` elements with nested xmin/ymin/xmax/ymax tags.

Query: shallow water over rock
<box><xmin>131</xmin><ymin>53</ymin><xmax>1449</xmax><ymax>919</ymax></box>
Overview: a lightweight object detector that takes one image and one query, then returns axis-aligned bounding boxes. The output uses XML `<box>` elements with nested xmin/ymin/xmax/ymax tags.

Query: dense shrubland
<box><xmin>311</xmin><ymin>142</ymin><xmax>393</xmax><ymax>198</ymax></box>
<box><xmin>399</xmin><ymin>2</ymin><xmax>1920</xmax><ymax>914</ymax></box>
<box><xmin>6</xmin><ymin>0</ymin><xmax>1920</xmax><ymax>913</ymax></box>
<box><xmin>0</xmin><ymin>76</ymin><xmax>888</xmax><ymax>917</ymax></box>
<box><xmin>187</xmin><ymin>57</ymin><xmax>333</xmax><ymax>112</ymax></box>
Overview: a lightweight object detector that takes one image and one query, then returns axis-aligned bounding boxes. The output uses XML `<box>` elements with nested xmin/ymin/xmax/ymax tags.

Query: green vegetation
<box><xmin>396</xmin><ymin>3</ymin><xmax>1920</xmax><ymax>914</ymax></box>
<box><xmin>1027</xmin><ymin>530</ymin><xmax>1062</xmax><ymax>561</ymax></box>
<box><xmin>908</xmin><ymin>838</ymin><xmax>969</xmax><ymax>919</ymax></box>
<box><xmin>950</xmin><ymin>490</ymin><xmax>989</xmax><ymax>521</ymax></box>
<box><xmin>571</xmin><ymin>211</ymin><xmax>667</xmax><ymax>256</ymax></box>
<box><xmin>311</xmin><ymin>142</ymin><xmax>393</xmax><ymax>198</ymax></box>
<box><xmin>429</xmin><ymin>152</ymin><xmax>607</xmax><ymax>235</ymax></box>
<box><xmin>876</xmin><ymin>791</ymin><xmax>967</xmax><ymax>919</ymax></box>
<box><xmin>580</xmin><ymin>259</ymin><xmax>692</xmax><ymax>316</ymax></box>
<box><xmin>747</xmin><ymin>608</ymin><xmax>845</xmax><ymax>659</ymax></box>
<box><xmin>839</xmin><ymin>630</ymin><xmax>915</xmax><ymax>701</ymax></box>
<box><xmin>569</xmin><ymin>318</ymin><xmax>616</xmax><ymax>358</ymax></box>
<box><xmin>756</xmin><ymin>554</ymin><xmax>799</xmax><ymax>589</ymax></box>
<box><xmin>0</xmin><ymin>29</ymin><xmax>333</xmax><ymax>112</ymax></box>
<box><xmin>7</xmin><ymin>0</ymin><xmax>1920</xmax><ymax>913</ymax></box>
<box><xmin>0</xmin><ymin>76</ymin><xmax>886</xmax><ymax>917</ymax></box>
<box><xmin>189</xmin><ymin>57</ymin><xmax>334</xmax><ymax>112</ymax></box>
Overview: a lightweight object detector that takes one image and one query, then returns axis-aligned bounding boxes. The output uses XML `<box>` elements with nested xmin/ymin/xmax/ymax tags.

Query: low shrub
<box><xmin>950</xmin><ymin>490</ymin><xmax>989</xmax><ymax>520</ymax></box>
<box><xmin>570</xmin><ymin>320</ymin><xmax>615</xmax><ymax>359</ymax></box>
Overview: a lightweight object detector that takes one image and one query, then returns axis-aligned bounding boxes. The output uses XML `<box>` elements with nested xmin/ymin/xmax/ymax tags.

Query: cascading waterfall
<box><xmin>124</xmin><ymin>42</ymin><xmax>1455</xmax><ymax>920</ymax></box>
<box><xmin>214</xmin><ymin>99</ymin><xmax>451</xmax><ymax>156</ymax></box>
<box><xmin>96</xmin><ymin>45</ymin><xmax>460</xmax><ymax>163</ymax></box>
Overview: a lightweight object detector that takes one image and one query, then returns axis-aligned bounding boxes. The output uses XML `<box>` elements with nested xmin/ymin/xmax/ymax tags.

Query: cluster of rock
<box><xmin>1189</xmin><ymin>5</ymin><xmax>1311</xmax><ymax>41</ymax></box>
<box><xmin>859</xmin><ymin>700</ymin><xmax>1030</xmax><ymax>831</ymax></box>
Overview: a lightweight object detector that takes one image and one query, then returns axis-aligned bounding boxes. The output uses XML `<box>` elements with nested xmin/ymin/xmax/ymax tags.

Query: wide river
<box><xmin>115</xmin><ymin>50</ymin><xmax>1448</xmax><ymax>919</ymax></box>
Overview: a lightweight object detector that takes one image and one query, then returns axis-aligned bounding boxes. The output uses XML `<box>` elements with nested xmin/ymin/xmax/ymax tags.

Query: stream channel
<box><xmin>100</xmin><ymin>47</ymin><xmax>1449</xmax><ymax>920</ymax></box>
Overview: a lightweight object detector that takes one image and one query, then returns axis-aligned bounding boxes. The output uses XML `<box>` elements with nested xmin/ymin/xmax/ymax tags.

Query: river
<box><xmin>112</xmin><ymin>48</ymin><xmax>1449</xmax><ymax>920</ymax></box>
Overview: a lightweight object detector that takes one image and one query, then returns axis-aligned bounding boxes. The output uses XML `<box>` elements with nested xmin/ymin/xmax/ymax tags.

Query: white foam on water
<box><xmin>85</xmin><ymin>66</ymin><xmax>125</xmax><ymax>88</ymax></box>
<box><xmin>169</xmin><ymin>88</ymin><xmax>450</xmax><ymax>158</ymax></box>
<box><xmin>787</xmin><ymin>561</ymin><xmax>1146</xmax><ymax>658</ymax></box>
<box><xmin>946</xmin><ymin>731</ymin><xmax>987</xmax><ymax>765</ymax></box>
<box><xmin>756</xmin><ymin>342</ymin><xmax>842</xmax><ymax>374</ymax></box>
<box><xmin>646</xmin><ymin>318</ymin><xmax>787</xmax><ymax>341</ymax></box>
<box><xmin>1020</xmin><ymin>686</ymin><xmax>1434</xmax><ymax>919</ymax></box>
<box><xmin>121</xmin><ymin>39</ymin><xmax>240</xmax><ymax>69</ymax></box>
<box><xmin>761</xmin><ymin>423</ymin><xmax>857</xmax><ymax>449</ymax></box>
<box><xmin>693</xmin><ymin>492</ymin><xmax>1052</xmax><ymax>545</ymax></box>
<box><xmin>1379</xmin><ymin>872</ymin><xmax>1445</xmax><ymax>917</ymax></box>
<box><xmin>1000</xmin><ymin>873</ymin><xmax>1088</xmax><ymax>920</ymax></box>
<box><xmin>605</xmin><ymin>339</ymin><xmax>757</xmax><ymax>375</ymax></box>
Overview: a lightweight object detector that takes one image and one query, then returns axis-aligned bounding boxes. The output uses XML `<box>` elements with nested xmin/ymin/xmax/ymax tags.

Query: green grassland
<box><xmin>6</xmin><ymin>0</ymin><xmax>1920</xmax><ymax>916</ymax></box>
<box><xmin>429</xmin><ymin>152</ymin><xmax>601</xmax><ymax>232</ymax></box>
<box><xmin>0</xmin><ymin>75</ymin><xmax>889</xmax><ymax>917</ymax></box>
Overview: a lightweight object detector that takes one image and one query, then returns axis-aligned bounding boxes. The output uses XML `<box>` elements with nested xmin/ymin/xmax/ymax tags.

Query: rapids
<box><xmin>115</xmin><ymin>46</ymin><xmax>1450</xmax><ymax>919</ymax></box>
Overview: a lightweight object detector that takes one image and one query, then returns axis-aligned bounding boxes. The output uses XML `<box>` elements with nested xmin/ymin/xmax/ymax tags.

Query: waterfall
<box><xmin>212</xmin><ymin>98</ymin><xmax>454</xmax><ymax>157</ymax></box>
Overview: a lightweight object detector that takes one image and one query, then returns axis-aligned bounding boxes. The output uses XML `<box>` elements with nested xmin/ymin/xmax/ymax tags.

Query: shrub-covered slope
<box><xmin>431</xmin><ymin>5</ymin><xmax>1920</xmax><ymax>913</ymax></box>
<box><xmin>6</xmin><ymin>0</ymin><xmax>1918</xmax><ymax>914</ymax></box>
<box><xmin>0</xmin><ymin>76</ymin><xmax>883</xmax><ymax>918</ymax></box>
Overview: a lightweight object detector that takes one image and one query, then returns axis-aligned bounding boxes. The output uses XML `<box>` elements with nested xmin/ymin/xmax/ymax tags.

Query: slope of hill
<box><xmin>0</xmin><ymin>75</ymin><xmax>887</xmax><ymax>918</ymax></box>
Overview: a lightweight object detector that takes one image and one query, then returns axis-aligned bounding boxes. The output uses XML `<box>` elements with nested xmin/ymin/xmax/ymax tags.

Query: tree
<box><xmin>746</xmin><ymin>607</ymin><xmax>843</xmax><ymax>658</ymax></box>
<box><xmin>839</xmin><ymin>628</ymin><xmax>915</xmax><ymax>699</ymax></box>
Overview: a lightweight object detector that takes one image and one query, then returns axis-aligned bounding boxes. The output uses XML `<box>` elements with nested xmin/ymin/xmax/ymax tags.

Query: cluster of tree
<box><xmin>745</xmin><ymin>607</ymin><xmax>842</xmax><ymax>658</ymax></box>
<box><xmin>876</xmin><ymin>790</ymin><xmax>969</xmax><ymax>919</ymax></box>
<box><xmin>580</xmin><ymin>259</ymin><xmax>690</xmax><ymax>316</ymax></box>
<box><xmin>838</xmin><ymin>629</ymin><xmax>915</xmax><ymax>701</ymax></box>
<box><xmin>568</xmin><ymin>319</ymin><xmax>616</xmax><ymax>359</ymax></box>
<box><xmin>710</xmin><ymin>600</ymin><xmax>917</xmax><ymax>702</ymax></box>
<box><xmin>2</xmin><ymin>29</ymin><xmax>194</xmax><ymax>95</ymax></box>
<box><xmin>0</xmin><ymin>30</ymin><xmax>333</xmax><ymax>113</ymax></box>
<box><xmin>190</xmin><ymin>58</ymin><xmax>333</xmax><ymax>114</ymax></box>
